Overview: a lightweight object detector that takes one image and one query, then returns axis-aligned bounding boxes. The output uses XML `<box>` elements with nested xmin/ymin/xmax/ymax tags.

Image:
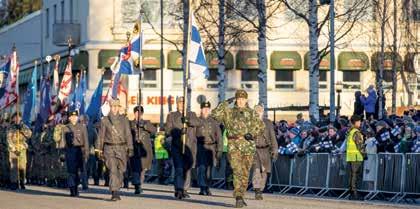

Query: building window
<box><xmin>172</xmin><ymin>70</ymin><xmax>183</xmax><ymax>89</ymax></box>
<box><xmin>275</xmin><ymin>70</ymin><xmax>294</xmax><ymax>89</ymax></box>
<box><xmin>53</xmin><ymin>5</ymin><xmax>57</xmax><ymax>23</ymax></box>
<box><xmin>69</xmin><ymin>0</ymin><xmax>73</xmax><ymax>22</ymax></box>
<box><xmin>342</xmin><ymin>71</ymin><xmax>361</xmax><ymax>89</ymax></box>
<box><xmin>45</xmin><ymin>8</ymin><xmax>50</xmax><ymax>38</ymax></box>
<box><xmin>207</xmin><ymin>69</ymin><xmax>218</xmax><ymax>88</ymax></box>
<box><xmin>61</xmin><ymin>1</ymin><xmax>65</xmax><ymax>22</ymax></box>
<box><xmin>241</xmin><ymin>69</ymin><xmax>258</xmax><ymax>89</ymax></box>
<box><xmin>142</xmin><ymin>70</ymin><xmax>158</xmax><ymax>88</ymax></box>
<box><xmin>319</xmin><ymin>71</ymin><xmax>327</xmax><ymax>89</ymax></box>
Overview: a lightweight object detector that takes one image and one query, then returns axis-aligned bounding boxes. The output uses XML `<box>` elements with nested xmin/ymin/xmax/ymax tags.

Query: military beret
<box><xmin>133</xmin><ymin>106</ymin><xmax>144</xmax><ymax>113</ymax></box>
<box><xmin>176</xmin><ymin>96</ymin><xmax>184</xmax><ymax>103</ymax></box>
<box><xmin>350</xmin><ymin>115</ymin><xmax>362</xmax><ymax>124</ymax></box>
<box><xmin>109</xmin><ymin>98</ymin><xmax>121</xmax><ymax>107</ymax></box>
<box><xmin>68</xmin><ymin>110</ymin><xmax>79</xmax><ymax>117</ymax></box>
<box><xmin>200</xmin><ymin>101</ymin><xmax>211</xmax><ymax>109</ymax></box>
<box><xmin>235</xmin><ymin>89</ymin><xmax>248</xmax><ymax>99</ymax></box>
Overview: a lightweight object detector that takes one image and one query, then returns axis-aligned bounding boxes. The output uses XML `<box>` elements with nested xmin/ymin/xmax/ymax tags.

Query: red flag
<box><xmin>58</xmin><ymin>57</ymin><xmax>73</xmax><ymax>107</ymax></box>
<box><xmin>0</xmin><ymin>50</ymin><xmax>19</xmax><ymax>110</ymax></box>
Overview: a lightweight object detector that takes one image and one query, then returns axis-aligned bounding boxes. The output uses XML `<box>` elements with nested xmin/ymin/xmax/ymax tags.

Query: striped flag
<box><xmin>50</xmin><ymin>58</ymin><xmax>60</xmax><ymax>113</ymax></box>
<box><xmin>0</xmin><ymin>50</ymin><xmax>19</xmax><ymax>110</ymax></box>
<box><xmin>58</xmin><ymin>57</ymin><xmax>73</xmax><ymax>107</ymax></box>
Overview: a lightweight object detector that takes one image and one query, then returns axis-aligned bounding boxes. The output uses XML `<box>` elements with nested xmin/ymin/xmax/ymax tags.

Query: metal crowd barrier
<box><xmin>266</xmin><ymin>153</ymin><xmax>419</xmax><ymax>202</ymax></box>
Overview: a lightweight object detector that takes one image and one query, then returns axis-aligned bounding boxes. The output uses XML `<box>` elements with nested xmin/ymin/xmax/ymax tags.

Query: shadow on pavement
<box><xmin>10</xmin><ymin>188</ymin><xmax>106</xmax><ymax>201</ymax></box>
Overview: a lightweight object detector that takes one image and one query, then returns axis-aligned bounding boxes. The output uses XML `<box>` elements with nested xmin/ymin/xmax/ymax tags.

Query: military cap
<box><xmin>109</xmin><ymin>98</ymin><xmax>121</xmax><ymax>107</ymax></box>
<box><xmin>68</xmin><ymin>110</ymin><xmax>79</xmax><ymax>117</ymax></box>
<box><xmin>200</xmin><ymin>101</ymin><xmax>211</xmax><ymax>109</ymax></box>
<box><xmin>134</xmin><ymin>105</ymin><xmax>144</xmax><ymax>113</ymax></box>
<box><xmin>176</xmin><ymin>96</ymin><xmax>184</xmax><ymax>103</ymax></box>
<box><xmin>235</xmin><ymin>89</ymin><xmax>248</xmax><ymax>99</ymax></box>
<box><xmin>350</xmin><ymin>114</ymin><xmax>362</xmax><ymax>124</ymax></box>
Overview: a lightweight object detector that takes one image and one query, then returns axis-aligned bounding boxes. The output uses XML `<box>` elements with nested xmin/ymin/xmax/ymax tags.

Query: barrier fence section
<box><xmin>267</xmin><ymin>153</ymin><xmax>419</xmax><ymax>202</ymax></box>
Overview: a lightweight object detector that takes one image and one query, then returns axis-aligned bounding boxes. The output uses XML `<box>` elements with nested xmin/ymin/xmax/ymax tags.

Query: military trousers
<box><xmin>252</xmin><ymin>168</ymin><xmax>267</xmax><ymax>190</ymax></box>
<box><xmin>348</xmin><ymin>161</ymin><xmax>362</xmax><ymax>192</ymax></box>
<box><xmin>227</xmin><ymin>138</ymin><xmax>255</xmax><ymax>198</ymax></box>
<box><xmin>65</xmin><ymin>147</ymin><xmax>84</xmax><ymax>188</ymax></box>
<box><xmin>9</xmin><ymin>151</ymin><xmax>27</xmax><ymax>183</ymax></box>
<box><xmin>130</xmin><ymin>156</ymin><xmax>147</xmax><ymax>186</ymax></box>
<box><xmin>104</xmin><ymin>145</ymin><xmax>128</xmax><ymax>192</ymax></box>
<box><xmin>171</xmin><ymin>146</ymin><xmax>193</xmax><ymax>191</ymax></box>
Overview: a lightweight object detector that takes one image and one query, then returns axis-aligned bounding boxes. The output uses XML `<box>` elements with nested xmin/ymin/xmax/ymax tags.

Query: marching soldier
<box><xmin>42</xmin><ymin>116</ymin><xmax>58</xmax><ymax>187</ymax></box>
<box><xmin>7</xmin><ymin>112</ymin><xmax>33</xmax><ymax>190</ymax></box>
<box><xmin>28</xmin><ymin>130</ymin><xmax>44</xmax><ymax>185</ymax></box>
<box><xmin>165</xmin><ymin>96</ymin><xmax>201</xmax><ymax>199</ymax></box>
<box><xmin>53</xmin><ymin>112</ymin><xmax>69</xmax><ymax>188</ymax></box>
<box><xmin>211</xmin><ymin>90</ymin><xmax>264</xmax><ymax>208</ymax></box>
<box><xmin>62</xmin><ymin>111</ymin><xmax>89</xmax><ymax>196</ymax></box>
<box><xmin>196</xmin><ymin>101</ymin><xmax>222</xmax><ymax>196</ymax></box>
<box><xmin>96</xmin><ymin>99</ymin><xmax>134</xmax><ymax>201</ymax></box>
<box><xmin>252</xmin><ymin>105</ymin><xmax>278</xmax><ymax>200</ymax></box>
<box><xmin>130</xmin><ymin>106</ymin><xmax>157</xmax><ymax>194</ymax></box>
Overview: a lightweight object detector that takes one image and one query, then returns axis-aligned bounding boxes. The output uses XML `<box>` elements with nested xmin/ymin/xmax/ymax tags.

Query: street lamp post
<box><xmin>336</xmin><ymin>81</ymin><xmax>343</xmax><ymax>118</ymax></box>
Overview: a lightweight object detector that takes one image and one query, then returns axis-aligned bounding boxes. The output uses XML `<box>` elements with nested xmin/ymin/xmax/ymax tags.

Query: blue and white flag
<box><xmin>130</xmin><ymin>21</ymin><xmax>142</xmax><ymax>63</ymax></box>
<box><xmin>86</xmin><ymin>77</ymin><xmax>103</xmax><ymax>124</ymax></box>
<box><xmin>22</xmin><ymin>65</ymin><xmax>38</xmax><ymax>126</ymax></box>
<box><xmin>188</xmin><ymin>15</ymin><xmax>208</xmax><ymax>88</ymax></box>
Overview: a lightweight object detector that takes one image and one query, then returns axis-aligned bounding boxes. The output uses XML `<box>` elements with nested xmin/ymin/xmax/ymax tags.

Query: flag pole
<box><xmin>181</xmin><ymin>0</ymin><xmax>193</xmax><ymax>154</ymax></box>
<box><xmin>137</xmin><ymin>11</ymin><xmax>143</xmax><ymax>144</ymax></box>
<box><xmin>12</xmin><ymin>44</ymin><xmax>21</xmax><ymax>183</ymax></box>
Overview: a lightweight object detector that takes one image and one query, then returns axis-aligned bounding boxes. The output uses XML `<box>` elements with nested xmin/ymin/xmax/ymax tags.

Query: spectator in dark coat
<box><xmin>353</xmin><ymin>91</ymin><xmax>364</xmax><ymax>119</ymax></box>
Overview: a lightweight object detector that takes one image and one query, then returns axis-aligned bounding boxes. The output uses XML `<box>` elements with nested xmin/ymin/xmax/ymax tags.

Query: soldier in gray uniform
<box><xmin>251</xmin><ymin>105</ymin><xmax>278</xmax><ymax>200</ymax></box>
<box><xmin>96</xmin><ymin>99</ymin><xmax>134</xmax><ymax>201</ymax></box>
<box><xmin>196</xmin><ymin>101</ymin><xmax>222</xmax><ymax>196</ymax></box>
<box><xmin>62</xmin><ymin>110</ymin><xmax>89</xmax><ymax>197</ymax></box>
<box><xmin>165</xmin><ymin>96</ymin><xmax>201</xmax><ymax>199</ymax></box>
<box><xmin>130</xmin><ymin>105</ymin><xmax>157</xmax><ymax>194</ymax></box>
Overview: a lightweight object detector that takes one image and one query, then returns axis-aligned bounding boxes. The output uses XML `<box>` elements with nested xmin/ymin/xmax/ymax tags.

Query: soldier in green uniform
<box><xmin>42</xmin><ymin>116</ymin><xmax>58</xmax><ymax>187</ymax></box>
<box><xmin>28</xmin><ymin>130</ymin><xmax>44</xmax><ymax>185</ymax></box>
<box><xmin>96</xmin><ymin>99</ymin><xmax>134</xmax><ymax>201</ymax></box>
<box><xmin>53</xmin><ymin>112</ymin><xmax>69</xmax><ymax>188</ymax></box>
<box><xmin>7</xmin><ymin>112</ymin><xmax>33</xmax><ymax>190</ymax></box>
<box><xmin>252</xmin><ymin>105</ymin><xmax>278</xmax><ymax>200</ymax></box>
<box><xmin>196</xmin><ymin>101</ymin><xmax>222</xmax><ymax>196</ymax></box>
<box><xmin>212</xmin><ymin>90</ymin><xmax>265</xmax><ymax>208</ymax></box>
<box><xmin>130</xmin><ymin>106</ymin><xmax>157</xmax><ymax>194</ymax></box>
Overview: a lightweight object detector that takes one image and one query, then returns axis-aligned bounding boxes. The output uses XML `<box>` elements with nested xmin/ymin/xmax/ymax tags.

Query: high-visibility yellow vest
<box><xmin>346</xmin><ymin>128</ymin><xmax>364</xmax><ymax>162</ymax></box>
<box><xmin>154</xmin><ymin>132</ymin><xmax>169</xmax><ymax>160</ymax></box>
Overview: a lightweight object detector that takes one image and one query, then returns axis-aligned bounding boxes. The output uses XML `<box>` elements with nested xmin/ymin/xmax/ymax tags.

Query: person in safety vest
<box><xmin>346</xmin><ymin>114</ymin><xmax>366</xmax><ymax>200</ymax></box>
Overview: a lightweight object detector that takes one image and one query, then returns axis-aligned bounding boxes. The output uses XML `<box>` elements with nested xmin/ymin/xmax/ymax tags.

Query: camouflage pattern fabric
<box><xmin>7</xmin><ymin>124</ymin><xmax>32</xmax><ymax>183</ymax></box>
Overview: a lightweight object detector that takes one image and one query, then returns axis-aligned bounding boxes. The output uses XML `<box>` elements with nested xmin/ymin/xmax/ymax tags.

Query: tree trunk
<box><xmin>378</xmin><ymin>0</ymin><xmax>387</xmax><ymax>120</ymax></box>
<box><xmin>309</xmin><ymin>0</ymin><xmax>320</xmax><ymax>123</ymax></box>
<box><xmin>391</xmin><ymin>0</ymin><xmax>397</xmax><ymax>114</ymax></box>
<box><xmin>257</xmin><ymin>0</ymin><xmax>268</xmax><ymax>118</ymax></box>
<box><xmin>217</xmin><ymin>0</ymin><xmax>226</xmax><ymax>102</ymax></box>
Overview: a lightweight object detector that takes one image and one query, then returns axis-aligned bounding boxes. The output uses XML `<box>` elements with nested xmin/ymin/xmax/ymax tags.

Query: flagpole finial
<box><xmin>46</xmin><ymin>55</ymin><xmax>52</xmax><ymax>63</ymax></box>
<box><xmin>12</xmin><ymin>43</ymin><xmax>16</xmax><ymax>51</ymax></box>
<box><xmin>34</xmin><ymin>60</ymin><xmax>38</xmax><ymax>65</ymax></box>
<box><xmin>126</xmin><ymin>31</ymin><xmax>131</xmax><ymax>42</ymax></box>
<box><xmin>54</xmin><ymin>54</ymin><xmax>61</xmax><ymax>61</ymax></box>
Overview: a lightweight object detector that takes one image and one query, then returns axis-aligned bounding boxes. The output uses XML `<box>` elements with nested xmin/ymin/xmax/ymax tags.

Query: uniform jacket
<box><xmin>196</xmin><ymin>116</ymin><xmax>222</xmax><ymax>167</ymax></box>
<box><xmin>254</xmin><ymin>118</ymin><xmax>278</xmax><ymax>173</ymax></box>
<box><xmin>62</xmin><ymin>123</ymin><xmax>89</xmax><ymax>159</ymax></box>
<box><xmin>96</xmin><ymin>114</ymin><xmax>134</xmax><ymax>154</ymax></box>
<box><xmin>130</xmin><ymin>119</ymin><xmax>157</xmax><ymax>170</ymax></box>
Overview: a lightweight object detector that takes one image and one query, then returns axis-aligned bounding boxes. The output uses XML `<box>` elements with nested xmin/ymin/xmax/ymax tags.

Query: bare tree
<box><xmin>281</xmin><ymin>0</ymin><xmax>371</xmax><ymax>123</ymax></box>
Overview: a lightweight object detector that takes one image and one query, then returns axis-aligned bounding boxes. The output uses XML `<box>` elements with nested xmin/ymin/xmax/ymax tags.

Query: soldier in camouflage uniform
<box><xmin>7</xmin><ymin>112</ymin><xmax>33</xmax><ymax>190</ymax></box>
<box><xmin>165</xmin><ymin>96</ymin><xmax>201</xmax><ymax>199</ymax></box>
<box><xmin>196</xmin><ymin>101</ymin><xmax>222</xmax><ymax>196</ymax></box>
<box><xmin>28</xmin><ymin>130</ymin><xmax>44</xmax><ymax>185</ymax></box>
<box><xmin>96</xmin><ymin>99</ymin><xmax>134</xmax><ymax>201</ymax></box>
<box><xmin>251</xmin><ymin>105</ymin><xmax>278</xmax><ymax>200</ymax></box>
<box><xmin>211</xmin><ymin>90</ymin><xmax>264</xmax><ymax>208</ymax></box>
<box><xmin>42</xmin><ymin>116</ymin><xmax>58</xmax><ymax>187</ymax></box>
<box><xmin>53</xmin><ymin>113</ymin><xmax>69</xmax><ymax>188</ymax></box>
<box><xmin>0</xmin><ymin>116</ymin><xmax>10</xmax><ymax>188</ymax></box>
<box><xmin>130</xmin><ymin>106</ymin><xmax>157</xmax><ymax>194</ymax></box>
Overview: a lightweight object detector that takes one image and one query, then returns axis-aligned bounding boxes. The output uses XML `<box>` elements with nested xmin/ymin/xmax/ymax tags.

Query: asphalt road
<box><xmin>0</xmin><ymin>184</ymin><xmax>418</xmax><ymax>209</ymax></box>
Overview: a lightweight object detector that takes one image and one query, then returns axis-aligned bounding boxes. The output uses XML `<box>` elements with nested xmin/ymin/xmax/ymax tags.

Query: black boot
<box><xmin>19</xmin><ymin>181</ymin><xmax>25</xmax><ymax>190</ymax></box>
<box><xmin>10</xmin><ymin>183</ymin><xmax>18</xmax><ymax>190</ymax></box>
<box><xmin>174</xmin><ymin>190</ymin><xmax>183</xmax><ymax>200</ymax></box>
<box><xmin>134</xmin><ymin>185</ymin><xmax>141</xmax><ymax>195</ymax></box>
<box><xmin>206</xmin><ymin>187</ymin><xmax>212</xmax><ymax>196</ymax></box>
<box><xmin>123</xmin><ymin>179</ymin><xmax>129</xmax><ymax>189</ymax></box>
<box><xmin>111</xmin><ymin>191</ymin><xmax>118</xmax><ymax>201</ymax></box>
<box><xmin>235</xmin><ymin>197</ymin><xmax>245</xmax><ymax>208</ymax></box>
<box><xmin>75</xmin><ymin>186</ymin><xmax>79</xmax><ymax>197</ymax></box>
<box><xmin>182</xmin><ymin>190</ymin><xmax>190</xmax><ymax>198</ymax></box>
<box><xmin>255</xmin><ymin>189</ymin><xmax>263</xmax><ymax>200</ymax></box>
<box><xmin>199</xmin><ymin>187</ymin><xmax>206</xmax><ymax>195</ymax></box>
<box><xmin>70</xmin><ymin>187</ymin><xmax>76</xmax><ymax>196</ymax></box>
